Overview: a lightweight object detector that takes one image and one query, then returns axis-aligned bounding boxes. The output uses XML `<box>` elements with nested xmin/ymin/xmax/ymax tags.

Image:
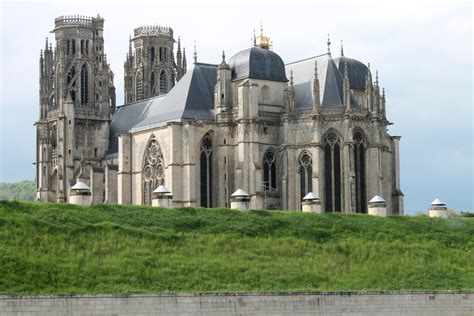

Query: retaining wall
<box><xmin>1</xmin><ymin>291</ymin><xmax>473</xmax><ymax>315</ymax></box>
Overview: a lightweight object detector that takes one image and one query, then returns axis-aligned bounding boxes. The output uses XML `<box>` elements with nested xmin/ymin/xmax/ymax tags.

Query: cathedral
<box><xmin>36</xmin><ymin>14</ymin><xmax>404</xmax><ymax>214</ymax></box>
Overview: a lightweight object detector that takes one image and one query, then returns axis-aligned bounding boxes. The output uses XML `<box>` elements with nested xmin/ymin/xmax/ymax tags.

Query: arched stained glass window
<box><xmin>263</xmin><ymin>149</ymin><xmax>277</xmax><ymax>191</ymax></box>
<box><xmin>299</xmin><ymin>151</ymin><xmax>313</xmax><ymax>200</ymax></box>
<box><xmin>353</xmin><ymin>130</ymin><xmax>367</xmax><ymax>213</ymax></box>
<box><xmin>142</xmin><ymin>137</ymin><xmax>165</xmax><ymax>205</ymax></box>
<box><xmin>200</xmin><ymin>133</ymin><xmax>212</xmax><ymax>207</ymax></box>
<box><xmin>324</xmin><ymin>131</ymin><xmax>342</xmax><ymax>212</ymax></box>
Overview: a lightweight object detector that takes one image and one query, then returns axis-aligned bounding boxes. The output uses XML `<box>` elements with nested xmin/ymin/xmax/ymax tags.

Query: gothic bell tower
<box><xmin>36</xmin><ymin>14</ymin><xmax>116</xmax><ymax>202</ymax></box>
<box><xmin>124</xmin><ymin>25</ymin><xmax>186</xmax><ymax>104</ymax></box>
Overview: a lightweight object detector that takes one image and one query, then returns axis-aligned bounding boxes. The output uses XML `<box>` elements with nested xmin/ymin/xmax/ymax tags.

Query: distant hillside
<box><xmin>0</xmin><ymin>201</ymin><xmax>472</xmax><ymax>295</ymax></box>
<box><xmin>0</xmin><ymin>180</ymin><xmax>35</xmax><ymax>201</ymax></box>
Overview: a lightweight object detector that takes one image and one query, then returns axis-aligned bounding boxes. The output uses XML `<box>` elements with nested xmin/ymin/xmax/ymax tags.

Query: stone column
<box><xmin>368</xmin><ymin>195</ymin><xmax>387</xmax><ymax>217</ymax></box>
<box><xmin>230</xmin><ymin>189</ymin><xmax>250</xmax><ymax>211</ymax></box>
<box><xmin>117</xmin><ymin>133</ymin><xmax>132</xmax><ymax>205</ymax></box>
<box><xmin>301</xmin><ymin>192</ymin><xmax>321</xmax><ymax>213</ymax></box>
<box><xmin>69</xmin><ymin>178</ymin><xmax>92</xmax><ymax>206</ymax></box>
<box><xmin>429</xmin><ymin>199</ymin><xmax>448</xmax><ymax>218</ymax></box>
<box><xmin>151</xmin><ymin>185</ymin><xmax>173</xmax><ymax>208</ymax></box>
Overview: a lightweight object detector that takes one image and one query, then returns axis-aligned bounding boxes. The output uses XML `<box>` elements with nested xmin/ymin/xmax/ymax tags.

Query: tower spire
<box><xmin>327</xmin><ymin>34</ymin><xmax>331</xmax><ymax>54</ymax></box>
<box><xmin>253</xmin><ymin>29</ymin><xmax>256</xmax><ymax>46</ymax></box>
<box><xmin>182</xmin><ymin>47</ymin><xmax>187</xmax><ymax>71</ymax></box>
<box><xmin>375</xmin><ymin>69</ymin><xmax>379</xmax><ymax>86</ymax></box>
<box><xmin>45</xmin><ymin>37</ymin><xmax>49</xmax><ymax>51</ymax></box>
<box><xmin>128</xmin><ymin>34</ymin><xmax>132</xmax><ymax>56</ymax></box>
<box><xmin>221</xmin><ymin>50</ymin><xmax>226</xmax><ymax>64</ymax></box>
<box><xmin>340</xmin><ymin>40</ymin><xmax>344</xmax><ymax>56</ymax></box>
<box><xmin>193</xmin><ymin>41</ymin><xmax>197</xmax><ymax>64</ymax></box>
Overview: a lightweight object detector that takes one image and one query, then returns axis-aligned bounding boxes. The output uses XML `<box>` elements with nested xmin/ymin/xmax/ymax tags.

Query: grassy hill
<box><xmin>0</xmin><ymin>200</ymin><xmax>472</xmax><ymax>295</ymax></box>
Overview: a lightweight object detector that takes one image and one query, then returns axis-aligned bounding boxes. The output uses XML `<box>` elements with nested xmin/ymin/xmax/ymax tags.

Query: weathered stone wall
<box><xmin>1</xmin><ymin>291</ymin><xmax>472</xmax><ymax>315</ymax></box>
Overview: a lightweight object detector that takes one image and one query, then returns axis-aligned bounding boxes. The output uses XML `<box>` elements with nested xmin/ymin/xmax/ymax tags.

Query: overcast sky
<box><xmin>0</xmin><ymin>0</ymin><xmax>472</xmax><ymax>213</ymax></box>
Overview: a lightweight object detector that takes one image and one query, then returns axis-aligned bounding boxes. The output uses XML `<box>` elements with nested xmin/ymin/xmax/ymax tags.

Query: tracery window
<box><xmin>80</xmin><ymin>64</ymin><xmax>88</xmax><ymax>105</ymax></box>
<box><xmin>299</xmin><ymin>151</ymin><xmax>313</xmax><ymax>200</ymax></box>
<box><xmin>263</xmin><ymin>149</ymin><xmax>277</xmax><ymax>191</ymax></box>
<box><xmin>159</xmin><ymin>70</ymin><xmax>167</xmax><ymax>94</ymax></box>
<box><xmin>324</xmin><ymin>131</ymin><xmax>342</xmax><ymax>212</ymax></box>
<box><xmin>353</xmin><ymin>130</ymin><xmax>367</xmax><ymax>213</ymax></box>
<box><xmin>142</xmin><ymin>138</ymin><xmax>165</xmax><ymax>205</ymax></box>
<box><xmin>67</xmin><ymin>66</ymin><xmax>76</xmax><ymax>102</ymax></box>
<box><xmin>200</xmin><ymin>133</ymin><xmax>212</xmax><ymax>207</ymax></box>
<box><xmin>150</xmin><ymin>72</ymin><xmax>156</xmax><ymax>95</ymax></box>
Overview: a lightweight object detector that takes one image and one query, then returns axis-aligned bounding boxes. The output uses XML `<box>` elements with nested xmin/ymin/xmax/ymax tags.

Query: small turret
<box><xmin>182</xmin><ymin>48</ymin><xmax>187</xmax><ymax>73</ymax></box>
<box><xmin>343</xmin><ymin>61</ymin><xmax>351</xmax><ymax>113</ymax></box>
<box><xmin>312</xmin><ymin>60</ymin><xmax>321</xmax><ymax>114</ymax></box>
<box><xmin>176</xmin><ymin>37</ymin><xmax>183</xmax><ymax>81</ymax></box>
<box><xmin>193</xmin><ymin>41</ymin><xmax>197</xmax><ymax>64</ymax></box>
<box><xmin>215</xmin><ymin>50</ymin><xmax>232</xmax><ymax>121</ymax></box>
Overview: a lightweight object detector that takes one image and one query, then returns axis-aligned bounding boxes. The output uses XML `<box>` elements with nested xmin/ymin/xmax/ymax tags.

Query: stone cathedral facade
<box><xmin>36</xmin><ymin>15</ymin><xmax>404</xmax><ymax>214</ymax></box>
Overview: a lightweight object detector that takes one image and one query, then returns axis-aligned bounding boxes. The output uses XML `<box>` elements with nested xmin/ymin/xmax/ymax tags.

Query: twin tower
<box><xmin>36</xmin><ymin>15</ymin><xmax>186</xmax><ymax>202</ymax></box>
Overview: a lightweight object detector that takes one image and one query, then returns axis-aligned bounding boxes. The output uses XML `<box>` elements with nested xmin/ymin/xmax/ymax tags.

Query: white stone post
<box><xmin>69</xmin><ymin>178</ymin><xmax>92</xmax><ymax>206</ymax></box>
<box><xmin>230</xmin><ymin>189</ymin><xmax>250</xmax><ymax>211</ymax></box>
<box><xmin>152</xmin><ymin>185</ymin><xmax>173</xmax><ymax>208</ymax></box>
<box><xmin>301</xmin><ymin>192</ymin><xmax>322</xmax><ymax>213</ymax></box>
<box><xmin>429</xmin><ymin>199</ymin><xmax>448</xmax><ymax>218</ymax></box>
<box><xmin>368</xmin><ymin>195</ymin><xmax>387</xmax><ymax>217</ymax></box>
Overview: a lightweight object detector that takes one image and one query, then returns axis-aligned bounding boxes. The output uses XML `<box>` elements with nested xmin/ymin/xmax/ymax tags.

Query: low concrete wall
<box><xmin>1</xmin><ymin>291</ymin><xmax>473</xmax><ymax>315</ymax></box>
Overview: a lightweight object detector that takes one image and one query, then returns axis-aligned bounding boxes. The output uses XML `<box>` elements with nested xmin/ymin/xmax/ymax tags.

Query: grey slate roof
<box><xmin>228</xmin><ymin>47</ymin><xmax>288</xmax><ymax>82</ymax></box>
<box><xmin>333</xmin><ymin>56</ymin><xmax>369</xmax><ymax>90</ymax></box>
<box><xmin>285</xmin><ymin>54</ymin><xmax>359</xmax><ymax>109</ymax></box>
<box><xmin>107</xmin><ymin>63</ymin><xmax>217</xmax><ymax>155</ymax></box>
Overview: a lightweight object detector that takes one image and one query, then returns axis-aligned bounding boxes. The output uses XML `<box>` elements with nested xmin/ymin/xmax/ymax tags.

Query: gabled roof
<box><xmin>107</xmin><ymin>63</ymin><xmax>217</xmax><ymax>155</ymax></box>
<box><xmin>285</xmin><ymin>54</ymin><xmax>359</xmax><ymax>109</ymax></box>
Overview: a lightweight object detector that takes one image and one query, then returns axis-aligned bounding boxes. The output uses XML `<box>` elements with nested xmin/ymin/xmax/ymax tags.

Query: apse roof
<box><xmin>333</xmin><ymin>56</ymin><xmax>369</xmax><ymax>90</ymax></box>
<box><xmin>285</xmin><ymin>54</ymin><xmax>359</xmax><ymax>109</ymax></box>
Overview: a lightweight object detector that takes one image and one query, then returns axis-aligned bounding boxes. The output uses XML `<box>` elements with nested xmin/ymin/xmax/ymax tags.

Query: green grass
<box><xmin>0</xmin><ymin>200</ymin><xmax>473</xmax><ymax>295</ymax></box>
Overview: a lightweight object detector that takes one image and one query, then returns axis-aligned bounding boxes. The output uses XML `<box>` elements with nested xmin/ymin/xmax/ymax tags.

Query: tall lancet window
<box><xmin>150</xmin><ymin>72</ymin><xmax>156</xmax><ymax>96</ymax></box>
<box><xmin>67</xmin><ymin>66</ymin><xmax>76</xmax><ymax>103</ymax></box>
<box><xmin>200</xmin><ymin>133</ymin><xmax>213</xmax><ymax>207</ymax></box>
<box><xmin>353</xmin><ymin>130</ymin><xmax>367</xmax><ymax>213</ymax></box>
<box><xmin>136</xmin><ymin>72</ymin><xmax>143</xmax><ymax>101</ymax></box>
<box><xmin>142</xmin><ymin>137</ymin><xmax>165</xmax><ymax>205</ymax></box>
<box><xmin>159</xmin><ymin>70</ymin><xmax>167</xmax><ymax>94</ymax></box>
<box><xmin>324</xmin><ymin>131</ymin><xmax>342</xmax><ymax>212</ymax></box>
<box><xmin>263</xmin><ymin>149</ymin><xmax>277</xmax><ymax>191</ymax></box>
<box><xmin>299</xmin><ymin>151</ymin><xmax>313</xmax><ymax>200</ymax></box>
<box><xmin>80</xmin><ymin>64</ymin><xmax>88</xmax><ymax>105</ymax></box>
